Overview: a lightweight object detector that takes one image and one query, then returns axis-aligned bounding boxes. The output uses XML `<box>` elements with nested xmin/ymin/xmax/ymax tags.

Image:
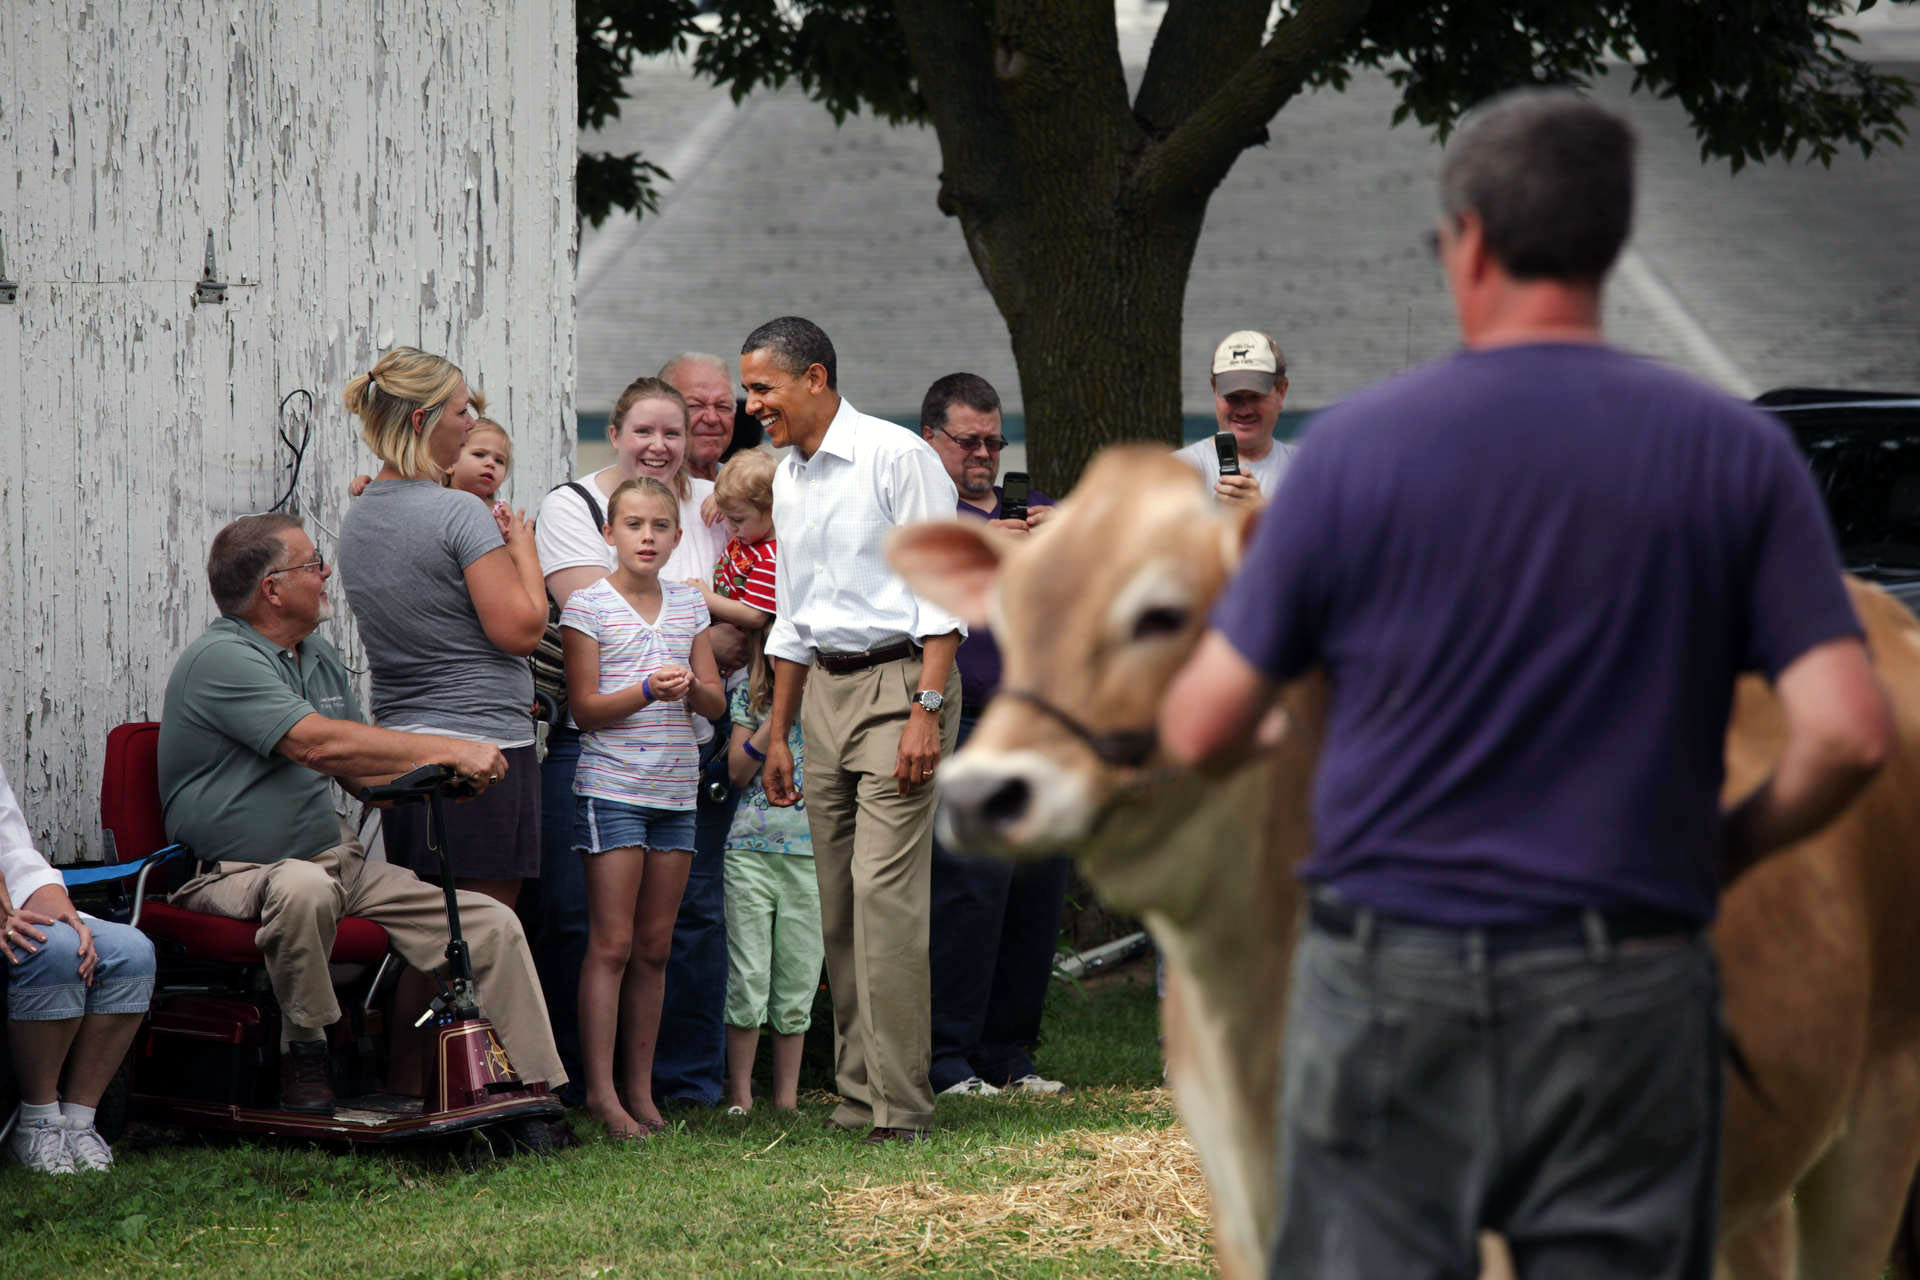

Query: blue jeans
<box><xmin>572</xmin><ymin>796</ymin><xmax>698</xmax><ymax>855</ymax></box>
<box><xmin>524</xmin><ymin>726</ymin><xmax>587</xmax><ymax>1103</ymax></box>
<box><xmin>7</xmin><ymin>918</ymin><xmax>155</xmax><ymax>1020</ymax></box>
<box><xmin>1272</xmin><ymin>897</ymin><xmax>1720</xmax><ymax>1279</ymax></box>
<box><xmin>650</xmin><ymin>751</ymin><xmax>741</xmax><ymax>1107</ymax></box>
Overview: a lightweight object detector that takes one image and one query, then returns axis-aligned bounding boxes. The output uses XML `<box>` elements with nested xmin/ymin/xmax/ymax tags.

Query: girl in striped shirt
<box><xmin>561</xmin><ymin>476</ymin><xmax>727</xmax><ymax>1139</ymax></box>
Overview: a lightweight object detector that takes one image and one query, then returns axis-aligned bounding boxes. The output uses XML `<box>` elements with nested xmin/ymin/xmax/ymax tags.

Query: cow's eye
<box><xmin>1131</xmin><ymin>605</ymin><xmax>1190</xmax><ymax>642</ymax></box>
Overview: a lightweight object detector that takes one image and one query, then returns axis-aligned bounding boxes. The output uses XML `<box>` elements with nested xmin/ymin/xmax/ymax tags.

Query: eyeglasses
<box><xmin>935</xmin><ymin>426</ymin><xmax>1008</xmax><ymax>454</ymax></box>
<box><xmin>267</xmin><ymin>554</ymin><xmax>327</xmax><ymax>577</ymax></box>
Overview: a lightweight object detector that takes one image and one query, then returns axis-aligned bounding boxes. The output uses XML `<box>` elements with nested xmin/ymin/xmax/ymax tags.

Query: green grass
<box><xmin>5</xmin><ymin>974</ymin><xmax>1201</xmax><ymax>1280</ymax></box>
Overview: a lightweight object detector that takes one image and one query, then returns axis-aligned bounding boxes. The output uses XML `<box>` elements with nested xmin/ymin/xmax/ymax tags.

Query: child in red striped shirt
<box><xmin>687</xmin><ymin>448</ymin><xmax>778</xmax><ymax>632</ymax></box>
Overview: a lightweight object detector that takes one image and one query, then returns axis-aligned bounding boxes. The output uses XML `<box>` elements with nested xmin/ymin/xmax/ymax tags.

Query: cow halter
<box><xmin>992</xmin><ymin>689</ymin><xmax>1161</xmax><ymax>770</ymax></box>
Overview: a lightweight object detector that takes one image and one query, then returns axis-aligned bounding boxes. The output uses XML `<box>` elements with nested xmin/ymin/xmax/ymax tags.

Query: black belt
<box><xmin>815</xmin><ymin>638</ymin><xmax>917</xmax><ymax>675</ymax></box>
<box><xmin>1309</xmin><ymin>897</ymin><xmax>1698</xmax><ymax>954</ymax></box>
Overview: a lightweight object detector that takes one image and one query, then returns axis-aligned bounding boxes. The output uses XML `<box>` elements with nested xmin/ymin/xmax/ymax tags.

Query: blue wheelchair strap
<box><xmin>59</xmin><ymin>844</ymin><xmax>190</xmax><ymax>887</ymax></box>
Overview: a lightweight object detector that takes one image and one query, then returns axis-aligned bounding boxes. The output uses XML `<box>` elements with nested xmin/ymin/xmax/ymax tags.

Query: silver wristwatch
<box><xmin>912</xmin><ymin>689</ymin><xmax>945</xmax><ymax>714</ymax></box>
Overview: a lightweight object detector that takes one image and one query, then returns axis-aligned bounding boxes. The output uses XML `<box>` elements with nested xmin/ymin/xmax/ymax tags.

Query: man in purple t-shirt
<box><xmin>917</xmin><ymin>373</ymin><xmax>1071</xmax><ymax>1098</ymax></box>
<box><xmin>1159</xmin><ymin>91</ymin><xmax>1891</xmax><ymax>1279</ymax></box>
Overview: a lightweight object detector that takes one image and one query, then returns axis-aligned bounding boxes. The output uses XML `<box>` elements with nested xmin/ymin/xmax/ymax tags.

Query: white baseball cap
<box><xmin>1211</xmin><ymin>330</ymin><xmax>1286</xmax><ymax>396</ymax></box>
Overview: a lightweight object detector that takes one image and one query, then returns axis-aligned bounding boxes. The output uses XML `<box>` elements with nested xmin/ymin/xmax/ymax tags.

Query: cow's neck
<box><xmin>1079</xmin><ymin>717</ymin><xmax>1316</xmax><ymax>1277</ymax></box>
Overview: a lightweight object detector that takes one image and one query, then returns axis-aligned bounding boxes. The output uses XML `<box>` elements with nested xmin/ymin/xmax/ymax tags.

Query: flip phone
<box><xmin>1001</xmin><ymin>471</ymin><xmax>1030</xmax><ymax>521</ymax></box>
<box><xmin>1213</xmin><ymin>432</ymin><xmax>1241</xmax><ymax>477</ymax></box>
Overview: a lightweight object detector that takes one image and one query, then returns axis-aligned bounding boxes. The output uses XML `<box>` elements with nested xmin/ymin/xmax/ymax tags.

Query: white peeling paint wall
<box><xmin>0</xmin><ymin>0</ymin><xmax>578</xmax><ymax>860</ymax></box>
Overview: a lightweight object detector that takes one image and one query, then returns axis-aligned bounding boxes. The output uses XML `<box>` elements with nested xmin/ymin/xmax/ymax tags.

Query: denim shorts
<box><xmin>7</xmin><ymin>917</ymin><xmax>156</xmax><ymax>1021</ymax></box>
<box><xmin>573</xmin><ymin>795</ymin><xmax>697</xmax><ymax>855</ymax></box>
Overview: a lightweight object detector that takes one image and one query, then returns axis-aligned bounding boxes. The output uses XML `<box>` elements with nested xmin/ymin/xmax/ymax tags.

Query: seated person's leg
<box><xmin>346</xmin><ymin>855</ymin><xmax>565</xmax><ymax>1090</ymax></box>
<box><xmin>176</xmin><ymin>857</ymin><xmax>347</xmax><ymax>1044</ymax></box>
<box><xmin>55</xmin><ymin>920</ymin><xmax>156</xmax><ymax>1170</ymax></box>
<box><xmin>7</xmin><ymin>921</ymin><xmax>87</xmax><ymax>1100</ymax></box>
<box><xmin>7</xmin><ymin>923</ymin><xmax>85</xmax><ymax>1173</ymax></box>
<box><xmin>62</xmin><ymin>919</ymin><xmax>155</xmax><ymax>1104</ymax></box>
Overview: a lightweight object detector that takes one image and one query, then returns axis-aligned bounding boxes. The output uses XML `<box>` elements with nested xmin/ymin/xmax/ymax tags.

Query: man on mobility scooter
<box><xmin>156</xmin><ymin>514</ymin><xmax>566</xmax><ymax>1116</ymax></box>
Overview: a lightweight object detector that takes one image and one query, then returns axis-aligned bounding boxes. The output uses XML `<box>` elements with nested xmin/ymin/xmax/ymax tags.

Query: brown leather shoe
<box><xmin>861</xmin><ymin>1126</ymin><xmax>928</xmax><ymax>1145</ymax></box>
<box><xmin>280</xmin><ymin>1041</ymin><xmax>336</xmax><ymax>1115</ymax></box>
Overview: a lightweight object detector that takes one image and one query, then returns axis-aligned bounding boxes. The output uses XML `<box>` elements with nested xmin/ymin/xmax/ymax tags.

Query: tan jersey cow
<box><xmin>890</xmin><ymin>445</ymin><xmax>1920</xmax><ymax>1280</ymax></box>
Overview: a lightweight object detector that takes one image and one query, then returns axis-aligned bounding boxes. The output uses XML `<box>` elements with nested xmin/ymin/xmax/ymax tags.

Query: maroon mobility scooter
<box><xmin>100</xmin><ymin>721</ymin><xmax>562</xmax><ymax>1149</ymax></box>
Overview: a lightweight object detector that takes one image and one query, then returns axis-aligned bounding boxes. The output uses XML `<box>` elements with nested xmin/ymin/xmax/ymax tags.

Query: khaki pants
<box><xmin>803</xmin><ymin>655</ymin><xmax>960</xmax><ymax>1132</ymax></box>
<box><xmin>172</xmin><ymin>822</ymin><xmax>565</xmax><ymax>1088</ymax></box>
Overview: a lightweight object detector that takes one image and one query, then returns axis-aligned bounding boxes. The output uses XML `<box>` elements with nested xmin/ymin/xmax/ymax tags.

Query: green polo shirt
<box><xmin>158</xmin><ymin>616</ymin><xmax>363</xmax><ymax>865</ymax></box>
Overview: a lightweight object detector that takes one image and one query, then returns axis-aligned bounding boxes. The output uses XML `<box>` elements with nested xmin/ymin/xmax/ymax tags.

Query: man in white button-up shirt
<box><xmin>743</xmin><ymin>316</ymin><xmax>964</xmax><ymax>1143</ymax></box>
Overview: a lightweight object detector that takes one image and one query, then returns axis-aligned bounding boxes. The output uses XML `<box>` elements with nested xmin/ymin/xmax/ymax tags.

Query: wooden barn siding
<box><xmin>0</xmin><ymin>0</ymin><xmax>577</xmax><ymax>860</ymax></box>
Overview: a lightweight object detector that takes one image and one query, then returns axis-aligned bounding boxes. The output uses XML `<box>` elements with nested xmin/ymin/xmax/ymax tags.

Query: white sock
<box><xmin>19</xmin><ymin>1100</ymin><xmax>60</xmax><ymax>1126</ymax></box>
<box><xmin>60</xmin><ymin>1102</ymin><xmax>97</xmax><ymax>1131</ymax></box>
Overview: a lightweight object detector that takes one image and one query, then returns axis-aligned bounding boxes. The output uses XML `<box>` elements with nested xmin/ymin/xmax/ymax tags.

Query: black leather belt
<box><xmin>1309</xmin><ymin>896</ymin><xmax>1698</xmax><ymax>954</ymax></box>
<box><xmin>815</xmin><ymin>639</ymin><xmax>917</xmax><ymax>675</ymax></box>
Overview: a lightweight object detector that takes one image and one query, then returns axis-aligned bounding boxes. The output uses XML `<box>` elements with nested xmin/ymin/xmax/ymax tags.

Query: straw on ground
<box><xmin>826</xmin><ymin>1088</ymin><xmax>1211</xmax><ymax>1274</ymax></box>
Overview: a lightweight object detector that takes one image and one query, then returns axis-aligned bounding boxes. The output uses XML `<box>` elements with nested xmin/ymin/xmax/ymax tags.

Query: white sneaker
<box><xmin>940</xmin><ymin>1076</ymin><xmax>1001</xmax><ymax>1097</ymax></box>
<box><xmin>62</xmin><ymin>1118</ymin><xmax>114</xmax><ymax>1172</ymax></box>
<box><xmin>1005</xmin><ymin>1073</ymin><xmax>1067</xmax><ymax>1096</ymax></box>
<box><xmin>6</xmin><ymin>1113</ymin><xmax>77</xmax><ymax>1175</ymax></box>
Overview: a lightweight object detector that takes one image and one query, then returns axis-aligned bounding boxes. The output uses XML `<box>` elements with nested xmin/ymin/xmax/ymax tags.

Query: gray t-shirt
<box><xmin>339</xmin><ymin>478</ymin><xmax>535</xmax><ymax>744</ymax></box>
<box><xmin>1174</xmin><ymin>435</ymin><xmax>1295</xmax><ymax>501</ymax></box>
<box><xmin>158</xmin><ymin>617</ymin><xmax>361</xmax><ymax>865</ymax></box>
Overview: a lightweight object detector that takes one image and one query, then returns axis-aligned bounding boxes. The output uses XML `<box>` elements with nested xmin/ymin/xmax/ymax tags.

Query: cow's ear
<box><xmin>1219</xmin><ymin>501</ymin><xmax>1263</xmax><ymax>572</ymax></box>
<box><xmin>887</xmin><ymin>520</ymin><xmax>1005</xmax><ymax>628</ymax></box>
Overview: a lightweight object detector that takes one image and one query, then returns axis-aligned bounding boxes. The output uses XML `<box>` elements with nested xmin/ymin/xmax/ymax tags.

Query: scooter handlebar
<box><xmin>360</xmin><ymin>763</ymin><xmax>481</xmax><ymax>806</ymax></box>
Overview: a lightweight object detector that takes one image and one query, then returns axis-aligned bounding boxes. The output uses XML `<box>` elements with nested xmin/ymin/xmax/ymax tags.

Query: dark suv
<box><xmin>1759</xmin><ymin>388</ymin><xmax>1920</xmax><ymax>616</ymax></box>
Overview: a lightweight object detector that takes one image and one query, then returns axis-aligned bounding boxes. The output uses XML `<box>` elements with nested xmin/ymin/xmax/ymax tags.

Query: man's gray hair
<box><xmin>208</xmin><ymin>513</ymin><xmax>302</xmax><ymax>615</ymax></box>
<box><xmin>742</xmin><ymin>316</ymin><xmax>837</xmax><ymax>390</ymax></box>
<box><xmin>658</xmin><ymin>352</ymin><xmax>732</xmax><ymax>386</ymax></box>
<box><xmin>1439</xmin><ymin>89</ymin><xmax>1637</xmax><ymax>283</ymax></box>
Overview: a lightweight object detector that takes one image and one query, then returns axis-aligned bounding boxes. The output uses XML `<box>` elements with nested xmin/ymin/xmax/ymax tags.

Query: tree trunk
<box><xmin>998</xmin><ymin>205</ymin><xmax>1206</xmax><ymax>497</ymax></box>
<box><xmin>892</xmin><ymin>0</ymin><xmax>1372</xmax><ymax>498</ymax></box>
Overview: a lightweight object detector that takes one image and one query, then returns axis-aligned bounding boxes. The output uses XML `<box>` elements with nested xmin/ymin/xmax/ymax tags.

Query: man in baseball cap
<box><xmin>1174</xmin><ymin>329</ymin><xmax>1293</xmax><ymax>508</ymax></box>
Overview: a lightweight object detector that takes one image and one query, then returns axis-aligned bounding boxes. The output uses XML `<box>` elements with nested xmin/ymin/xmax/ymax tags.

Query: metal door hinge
<box><xmin>193</xmin><ymin>230</ymin><xmax>228</xmax><ymax>305</ymax></box>
<box><xmin>0</xmin><ymin>230</ymin><xmax>17</xmax><ymax>304</ymax></box>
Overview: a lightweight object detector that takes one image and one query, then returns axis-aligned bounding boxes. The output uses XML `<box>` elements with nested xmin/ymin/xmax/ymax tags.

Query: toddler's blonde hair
<box><xmin>713</xmin><ymin>447</ymin><xmax>776</xmax><ymax>514</ymax></box>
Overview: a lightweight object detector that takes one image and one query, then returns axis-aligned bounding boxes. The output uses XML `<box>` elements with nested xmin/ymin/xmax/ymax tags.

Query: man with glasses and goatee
<box><xmin>917</xmin><ymin>374</ymin><xmax>1069</xmax><ymax>1101</ymax></box>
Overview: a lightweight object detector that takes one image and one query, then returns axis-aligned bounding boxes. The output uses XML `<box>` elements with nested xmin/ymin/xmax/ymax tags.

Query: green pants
<box><xmin>723</xmin><ymin>846</ymin><xmax>824</xmax><ymax>1034</ymax></box>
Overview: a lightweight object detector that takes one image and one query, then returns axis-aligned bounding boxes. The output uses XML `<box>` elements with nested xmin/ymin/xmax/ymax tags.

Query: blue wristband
<box><xmin>742</xmin><ymin>739</ymin><xmax>766</xmax><ymax>763</ymax></box>
<box><xmin>642</xmin><ymin>675</ymin><xmax>653</xmax><ymax>701</ymax></box>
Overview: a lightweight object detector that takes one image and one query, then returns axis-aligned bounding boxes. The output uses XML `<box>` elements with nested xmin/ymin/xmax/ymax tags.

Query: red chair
<box><xmin>101</xmin><ymin>721</ymin><xmax>391</xmax><ymax>964</ymax></box>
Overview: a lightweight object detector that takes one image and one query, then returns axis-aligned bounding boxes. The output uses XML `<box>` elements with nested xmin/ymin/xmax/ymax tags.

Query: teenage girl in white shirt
<box><xmin>560</xmin><ymin>477</ymin><xmax>726</xmax><ymax>1139</ymax></box>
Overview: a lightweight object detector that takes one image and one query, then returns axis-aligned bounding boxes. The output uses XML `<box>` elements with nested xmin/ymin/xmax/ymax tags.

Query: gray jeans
<box><xmin>1271</xmin><ymin>900</ymin><xmax>1721</xmax><ymax>1280</ymax></box>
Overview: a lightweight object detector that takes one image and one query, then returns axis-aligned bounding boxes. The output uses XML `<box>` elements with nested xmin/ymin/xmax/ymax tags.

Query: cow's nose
<box><xmin>937</xmin><ymin>750</ymin><xmax>1095</xmax><ymax>853</ymax></box>
<box><xmin>941</xmin><ymin>769</ymin><xmax>1031</xmax><ymax>843</ymax></box>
